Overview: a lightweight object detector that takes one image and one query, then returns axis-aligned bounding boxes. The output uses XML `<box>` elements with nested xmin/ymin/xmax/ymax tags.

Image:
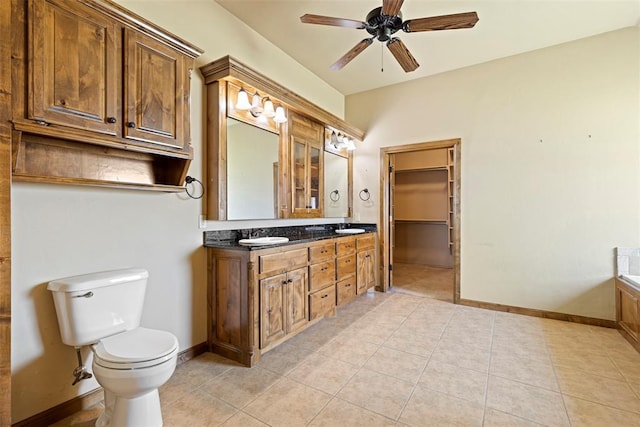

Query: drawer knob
<box><xmin>321</xmin><ymin>294</ymin><xmax>328</xmax><ymax>299</ymax></box>
<box><xmin>127</xmin><ymin>121</ymin><xmax>136</xmax><ymax>128</ymax></box>
<box><xmin>106</xmin><ymin>117</ymin><xmax>117</xmax><ymax>124</ymax></box>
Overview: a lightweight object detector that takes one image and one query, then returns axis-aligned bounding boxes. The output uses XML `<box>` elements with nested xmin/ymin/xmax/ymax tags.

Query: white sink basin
<box><xmin>238</xmin><ymin>236</ymin><xmax>289</xmax><ymax>246</ymax></box>
<box><xmin>335</xmin><ymin>228</ymin><xmax>366</xmax><ymax>235</ymax></box>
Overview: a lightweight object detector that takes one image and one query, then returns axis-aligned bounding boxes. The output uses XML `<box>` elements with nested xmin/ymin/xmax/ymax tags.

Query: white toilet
<box><xmin>48</xmin><ymin>268</ymin><xmax>178</xmax><ymax>427</ymax></box>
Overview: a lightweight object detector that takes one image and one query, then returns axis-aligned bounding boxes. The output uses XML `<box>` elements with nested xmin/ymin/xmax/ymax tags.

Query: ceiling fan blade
<box><xmin>330</xmin><ymin>38</ymin><xmax>374</xmax><ymax>71</ymax></box>
<box><xmin>404</xmin><ymin>11</ymin><xmax>479</xmax><ymax>32</ymax></box>
<box><xmin>386</xmin><ymin>38</ymin><xmax>419</xmax><ymax>72</ymax></box>
<box><xmin>300</xmin><ymin>14</ymin><xmax>367</xmax><ymax>29</ymax></box>
<box><xmin>382</xmin><ymin>0</ymin><xmax>404</xmax><ymax>16</ymax></box>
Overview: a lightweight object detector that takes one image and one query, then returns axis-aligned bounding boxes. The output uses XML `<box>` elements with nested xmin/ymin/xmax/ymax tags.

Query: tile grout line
<box><xmin>480</xmin><ymin>308</ymin><xmax>496</xmax><ymax>426</ymax></box>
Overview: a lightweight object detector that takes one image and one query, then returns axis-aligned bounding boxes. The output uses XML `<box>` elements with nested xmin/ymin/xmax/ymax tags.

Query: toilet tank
<box><xmin>47</xmin><ymin>268</ymin><xmax>149</xmax><ymax>346</ymax></box>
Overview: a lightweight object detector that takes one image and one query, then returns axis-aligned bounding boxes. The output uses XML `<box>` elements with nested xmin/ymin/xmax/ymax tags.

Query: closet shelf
<box><xmin>395</xmin><ymin>219</ymin><xmax>448</xmax><ymax>224</ymax></box>
<box><xmin>395</xmin><ymin>166</ymin><xmax>447</xmax><ymax>173</ymax></box>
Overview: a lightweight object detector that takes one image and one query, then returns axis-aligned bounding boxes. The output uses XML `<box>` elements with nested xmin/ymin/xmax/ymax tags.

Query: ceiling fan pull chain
<box><xmin>381</xmin><ymin>43</ymin><xmax>384</xmax><ymax>72</ymax></box>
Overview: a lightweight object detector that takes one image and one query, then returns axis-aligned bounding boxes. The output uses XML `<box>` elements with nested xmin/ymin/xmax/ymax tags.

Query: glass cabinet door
<box><xmin>293</xmin><ymin>138</ymin><xmax>307</xmax><ymax>211</ymax></box>
<box><xmin>309</xmin><ymin>145</ymin><xmax>320</xmax><ymax>209</ymax></box>
<box><xmin>289</xmin><ymin>112</ymin><xmax>324</xmax><ymax>218</ymax></box>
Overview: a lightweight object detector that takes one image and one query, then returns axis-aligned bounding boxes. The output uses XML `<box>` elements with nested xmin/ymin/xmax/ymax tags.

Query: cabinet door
<box><xmin>29</xmin><ymin>0</ymin><xmax>119</xmax><ymax>135</ymax></box>
<box><xmin>292</xmin><ymin>137</ymin><xmax>308</xmax><ymax>212</ymax></box>
<box><xmin>357</xmin><ymin>249</ymin><xmax>375</xmax><ymax>294</ymax></box>
<box><xmin>124</xmin><ymin>29</ymin><xmax>187</xmax><ymax>149</ymax></box>
<box><xmin>287</xmin><ymin>267</ymin><xmax>309</xmax><ymax>334</ymax></box>
<box><xmin>260</xmin><ymin>274</ymin><xmax>287</xmax><ymax>349</ymax></box>
<box><xmin>289</xmin><ymin>113</ymin><xmax>323</xmax><ymax>217</ymax></box>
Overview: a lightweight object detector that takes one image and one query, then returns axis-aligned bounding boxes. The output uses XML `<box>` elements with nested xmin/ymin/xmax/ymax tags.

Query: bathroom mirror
<box><xmin>324</xmin><ymin>151</ymin><xmax>349</xmax><ymax>217</ymax></box>
<box><xmin>227</xmin><ymin>118</ymin><xmax>279</xmax><ymax>220</ymax></box>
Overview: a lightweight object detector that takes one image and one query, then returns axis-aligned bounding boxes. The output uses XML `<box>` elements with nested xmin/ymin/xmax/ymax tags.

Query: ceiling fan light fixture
<box><xmin>300</xmin><ymin>1</ymin><xmax>478</xmax><ymax>73</ymax></box>
<box><xmin>235</xmin><ymin>87</ymin><xmax>251</xmax><ymax>110</ymax></box>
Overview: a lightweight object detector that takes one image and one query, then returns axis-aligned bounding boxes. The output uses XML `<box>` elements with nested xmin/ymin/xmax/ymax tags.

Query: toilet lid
<box><xmin>93</xmin><ymin>327</ymin><xmax>178</xmax><ymax>370</ymax></box>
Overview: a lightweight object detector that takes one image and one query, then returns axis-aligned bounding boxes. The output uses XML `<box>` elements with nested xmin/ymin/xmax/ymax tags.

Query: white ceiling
<box><xmin>215</xmin><ymin>0</ymin><xmax>639</xmax><ymax>95</ymax></box>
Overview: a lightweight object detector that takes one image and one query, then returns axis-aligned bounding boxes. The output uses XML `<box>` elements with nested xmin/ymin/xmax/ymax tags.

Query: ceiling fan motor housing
<box><xmin>365</xmin><ymin>6</ymin><xmax>403</xmax><ymax>42</ymax></box>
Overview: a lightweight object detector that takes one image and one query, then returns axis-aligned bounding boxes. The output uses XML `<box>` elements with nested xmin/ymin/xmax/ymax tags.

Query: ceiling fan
<box><xmin>300</xmin><ymin>0</ymin><xmax>478</xmax><ymax>73</ymax></box>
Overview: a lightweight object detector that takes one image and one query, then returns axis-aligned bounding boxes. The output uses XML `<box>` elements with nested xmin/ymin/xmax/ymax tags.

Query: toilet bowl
<box><xmin>92</xmin><ymin>327</ymin><xmax>178</xmax><ymax>427</ymax></box>
<box><xmin>47</xmin><ymin>269</ymin><xmax>178</xmax><ymax>427</ymax></box>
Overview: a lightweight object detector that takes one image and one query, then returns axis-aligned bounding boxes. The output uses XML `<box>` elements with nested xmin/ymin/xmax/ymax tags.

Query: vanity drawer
<box><xmin>309</xmin><ymin>259</ymin><xmax>335</xmax><ymax>292</ymax></box>
<box><xmin>336</xmin><ymin>254</ymin><xmax>356</xmax><ymax>280</ymax></box>
<box><xmin>336</xmin><ymin>238</ymin><xmax>356</xmax><ymax>256</ymax></box>
<box><xmin>336</xmin><ymin>278</ymin><xmax>356</xmax><ymax>306</ymax></box>
<box><xmin>309</xmin><ymin>242</ymin><xmax>335</xmax><ymax>263</ymax></box>
<box><xmin>357</xmin><ymin>234</ymin><xmax>375</xmax><ymax>250</ymax></box>
<box><xmin>309</xmin><ymin>285</ymin><xmax>336</xmax><ymax>321</ymax></box>
<box><xmin>259</xmin><ymin>248</ymin><xmax>308</xmax><ymax>275</ymax></box>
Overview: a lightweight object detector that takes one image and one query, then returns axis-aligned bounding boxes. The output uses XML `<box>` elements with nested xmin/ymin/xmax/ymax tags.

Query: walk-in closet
<box><xmin>391</xmin><ymin>146</ymin><xmax>455</xmax><ymax>301</ymax></box>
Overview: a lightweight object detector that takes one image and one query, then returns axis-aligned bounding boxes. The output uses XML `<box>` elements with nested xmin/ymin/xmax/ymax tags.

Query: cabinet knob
<box><xmin>282</xmin><ymin>280</ymin><xmax>288</xmax><ymax>285</ymax></box>
<box><xmin>59</xmin><ymin>99</ymin><xmax>66</xmax><ymax>106</ymax></box>
<box><xmin>127</xmin><ymin>121</ymin><xmax>136</xmax><ymax>128</ymax></box>
<box><xmin>106</xmin><ymin>117</ymin><xmax>117</xmax><ymax>124</ymax></box>
<box><xmin>321</xmin><ymin>294</ymin><xmax>328</xmax><ymax>299</ymax></box>
<box><xmin>287</xmin><ymin>279</ymin><xmax>293</xmax><ymax>283</ymax></box>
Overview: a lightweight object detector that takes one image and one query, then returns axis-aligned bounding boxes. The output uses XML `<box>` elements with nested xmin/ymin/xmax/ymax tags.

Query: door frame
<box><xmin>379</xmin><ymin>139</ymin><xmax>461</xmax><ymax>303</ymax></box>
<box><xmin>1</xmin><ymin>1</ymin><xmax>11</xmax><ymax>423</ymax></box>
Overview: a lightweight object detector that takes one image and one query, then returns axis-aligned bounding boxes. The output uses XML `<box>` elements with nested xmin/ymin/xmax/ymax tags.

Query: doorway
<box><xmin>379</xmin><ymin>139</ymin><xmax>461</xmax><ymax>302</ymax></box>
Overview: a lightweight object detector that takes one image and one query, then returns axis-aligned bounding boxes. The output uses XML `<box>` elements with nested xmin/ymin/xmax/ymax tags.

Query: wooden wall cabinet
<box><xmin>11</xmin><ymin>0</ymin><xmax>203</xmax><ymax>191</ymax></box>
<box><xmin>290</xmin><ymin>112</ymin><xmax>324</xmax><ymax>218</ymax></box>
<box><xmin>615</xmin><ymin>278</ymin><xmax>640</xmax><ymax>352</ymax></box>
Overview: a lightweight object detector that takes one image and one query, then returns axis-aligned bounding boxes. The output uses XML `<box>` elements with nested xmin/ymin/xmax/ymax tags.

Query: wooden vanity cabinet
<box><xmin>11</xmin><ymin>0</ymin><xmax>203</xmax><ymax>190</ymax></box>
<box><xmin>207</xmin><ymin>232</ymin><xmax>377</xmax><ymax>366</ymax></box>
<box><xmin>357</xmin><ymin>234</ymin><xmax>376</xmax><ymax>294</ymax></box>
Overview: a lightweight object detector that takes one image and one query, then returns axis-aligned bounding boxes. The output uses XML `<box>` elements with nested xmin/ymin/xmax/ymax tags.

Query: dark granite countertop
<box><xmin>203</xmin><ymin>223</ymin><xmax>376</xmax><ymax>250</ymax></box>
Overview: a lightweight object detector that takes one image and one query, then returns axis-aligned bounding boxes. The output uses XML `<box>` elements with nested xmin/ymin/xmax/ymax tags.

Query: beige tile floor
<box><xmin>54</xmin><ymin>290</ymin><xmax>640</xmax><ymax>427</ymax></box>
<box><xmin>391</xmin><ymin>263</ymin><xmax>454</xmax><ymax>302</ymax></box>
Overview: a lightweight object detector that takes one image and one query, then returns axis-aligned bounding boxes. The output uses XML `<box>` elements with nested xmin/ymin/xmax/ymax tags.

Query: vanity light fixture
<box><xmin>236</xmin><ymin>87</ymin><xmax>287</xmax><ymax>123</ymax></box>
<box><xmin>330</xmin><ymin>130</ymin><xmax>357</xmax><ymax>151</ymax></box>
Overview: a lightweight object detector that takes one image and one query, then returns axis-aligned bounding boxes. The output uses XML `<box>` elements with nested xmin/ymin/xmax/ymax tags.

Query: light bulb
<box><xmin>235</xmin><ymin>88</ymin><xmax>251</xmax><ymax>110</ymax></box>
<box><xmin>274</xmin><ymin>106</ymin><xmax>287</xmax><ymax>123</ymax></box>
<box><xmin>250</xmin><ymin>91</ymin><xmax>263</xmax><ymax>115</ymax></box>
<box><xmin>263</xmin><ymin>98</ymin><xmax>275</xmax><ymax>118</ymax></box>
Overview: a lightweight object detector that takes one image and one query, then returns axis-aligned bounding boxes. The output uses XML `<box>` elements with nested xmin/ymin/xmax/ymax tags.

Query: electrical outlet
<box><xmin>198</xmin><ymin>214</ymin><xmax>206</xmax><ymax>229</ymax></box>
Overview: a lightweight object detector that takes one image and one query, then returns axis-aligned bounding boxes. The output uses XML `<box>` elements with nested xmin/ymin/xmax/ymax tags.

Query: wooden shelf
<box><xmin>395</xmin><ymin>219</ymin><xmax>447</xmax><ymax>224</ymax></box>
<box><xmin>395</xmin><ymin>166</ymin><xmax>447</xmax><ymax>173</ymax></box>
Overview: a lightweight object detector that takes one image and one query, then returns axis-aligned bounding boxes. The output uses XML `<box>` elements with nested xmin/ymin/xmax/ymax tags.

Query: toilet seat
<box><xmin>93</xmin><ymin>327</ymin><xmax>178</xmax><ymax>370</ymax></box>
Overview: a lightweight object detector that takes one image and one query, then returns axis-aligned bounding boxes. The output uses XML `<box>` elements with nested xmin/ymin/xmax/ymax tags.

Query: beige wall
<box><xmin>347</xmin><ymin>27</ymin><xmax>640</xmax><ymax>320</ymax></box>
<box><xmin>10</xmin><ymin>0</ymin><xmax>344</xmax><ymax>422</ymax></box>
